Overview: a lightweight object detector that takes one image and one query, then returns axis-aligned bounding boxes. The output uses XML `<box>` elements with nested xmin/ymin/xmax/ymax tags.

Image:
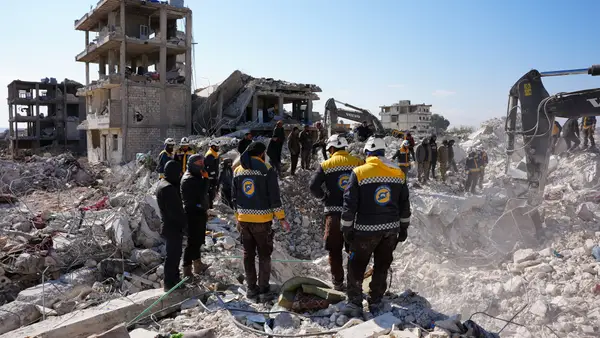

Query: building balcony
<box><xmin>77</xmin><ymin>75</ymin><xmax>123</xmax><ymax>96</ymax></box>
<box><xmin>80</xmin><ymin>113</ymin><xmax>111</xmax><ymax>130</ymax></box>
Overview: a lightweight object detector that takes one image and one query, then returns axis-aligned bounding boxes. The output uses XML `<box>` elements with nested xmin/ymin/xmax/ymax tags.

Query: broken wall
<box><xmin>165</xmin><ymin>86</ymin><xmax>187</xmax><ymax>126</ymax></box>
<box><xmin>87</xmin><ymin>128</ymin><xmax>123</xmax><ymax>164</ymax></box>
<box><xmin>127</xmin><ymin>85</ymin><xmax>161</xmax><ymax>126</ymax></box>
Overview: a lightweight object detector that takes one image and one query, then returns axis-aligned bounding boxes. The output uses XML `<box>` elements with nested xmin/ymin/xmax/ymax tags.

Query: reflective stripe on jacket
<box><xmin>392</xmin><ymin>147</ymin><xmax>411</xmax><ymax>167</ymax></box>
<box><xmin>175</xmin><ymin>149</ymin><xmax>196</xmax><ymax>173</ymax></box>
<box><xmin>157</xmin><ymin>149</ymin><xmax>174</xmax><ymax>175</ymax></box>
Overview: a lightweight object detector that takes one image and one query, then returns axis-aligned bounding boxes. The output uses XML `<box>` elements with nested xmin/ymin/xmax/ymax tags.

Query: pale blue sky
<box><xmin>2</xmin><ymin>0</ymin><xmax>599</xmax><ymax>128</ymax></box>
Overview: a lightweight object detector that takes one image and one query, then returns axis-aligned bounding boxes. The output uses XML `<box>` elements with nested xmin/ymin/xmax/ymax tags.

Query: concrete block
<box><xmin>336</xmin><ymin>312</ymin><xmax>402</xmax><ymax>338</ymax></box>
<box><xmin>1</xmin><ymin>287</ymin><xmax>201</xmax><ymax>338</ymax></box>
<box><xmin>87</xmin><ymin>323</ymin><xmax>129</xmax><ymax>338</ymax></box>
<box><xmin>0</xmin><ymin>301</ymin><xmax>41</xmax><ymax>335</ymax></box>
<box><xmin>129</xmin><ymin>328</ymin><xmax>158</xmax><ymax>338</ymax></box>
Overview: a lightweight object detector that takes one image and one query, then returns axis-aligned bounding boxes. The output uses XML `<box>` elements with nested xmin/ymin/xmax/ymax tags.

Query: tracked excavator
<box><xmin>493</xmin><ymin>65</ymin><xmax>600</xmax><ymax>252</ymax></box>
<box><xmin>323</xmin><ymin>98</ymin><xmax>385</xmax><ymax>137</ymax></box>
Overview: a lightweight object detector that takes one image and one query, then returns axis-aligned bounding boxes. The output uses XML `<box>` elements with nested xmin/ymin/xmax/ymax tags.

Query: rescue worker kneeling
<box><xmin>309</xmin><ymin>134</ymin><xmax>363</xmax><ymax>291</ymax></box>
<box><xmin>341</xmin><ymin>136</ymin><xmax>411</xmax><ymax>315</ymax></box>
<box><xmin>232</xmin><ymin>142</ymin><xmax>291</xmax><ymax>300</ymax></box>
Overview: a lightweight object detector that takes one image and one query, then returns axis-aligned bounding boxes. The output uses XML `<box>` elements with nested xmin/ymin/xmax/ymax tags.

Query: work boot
<box><xmin>342</xmin><ymin>302</ymin><xmax>363</xmax><ymax>318</ymax></box>
<box><xmin>163</xmin><ymin>279</ymin><xmax>182</xmax><ymax>292</ymax></box>
<box><xmin>192</xmin><ymin>259</ymin><xmax>210</xmax><ymax>275</ymax></box>
<box><xmin>182</xmin><ymin>265</ymin><xmax>193</xmax><ymax>278</ymax></box>
<box><xmin>246</xmin><ymin>286</ymin><xmax>260</xmax><ymax>299</ymax></box>
<box><xmin>368</xmin><ymin>302</ymin><xmax>386</xmax><ymax>317</ymax></box>
<box><xmin>333</xmin><ymin>283</ymin><xmax>346</xmax><ymax>292</ymax></box>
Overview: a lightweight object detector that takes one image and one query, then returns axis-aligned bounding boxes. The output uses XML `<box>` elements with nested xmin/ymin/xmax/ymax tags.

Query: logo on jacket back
<box><xmin>338</xmin><ymin>174</ymin><xmax>350</xmax><ymax>191</ymax></box>
<box><xmin>242</xmin><ymin>178</ymin><xmax>255</xmax><ymax>197</ymax></box>
<box><xmin>374</xmin><ymin>185</ymin><xmax>391</xmax><ymax>206</ymax></box>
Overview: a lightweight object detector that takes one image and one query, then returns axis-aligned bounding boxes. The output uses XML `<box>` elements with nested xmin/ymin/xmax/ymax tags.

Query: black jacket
<box><xmin>156</xmin><ymin>160</ymin><xmax>187</xmax><ymax>235</ymax></box>
<box><xmin>465</xmin><ymin>155</ymin><xmax>481</xmax><ymax>173</ymax></box>
<box><xmin>232</xmin><ymin>153</ymin><xmax>285</xmax><ymax>223</ymax></box>
<box><xmin>238</xmin><ymin>138</ymin><xmax>252</xmax><ymax>154</ymax></box>
<box><xmin>299</xmin><ymin>130</ymin><xmax>312</xmax><ymax>149</ymax></box>
<box><xmin>180</xmin><ymin>158</ymin><xmax>210</xmax><ymax>212</ymax></box>
<box><xmin>219</xmin><ymin>165</ymin><xmax>233</xmax><ymax>193</ymax></box>
<box><xmin>205</xmin><ymin>148</ymin><xmax>220</xmax><ymax>187</ymax></box>
<box><xmin>430</xmin><ymin>139</ymin><xmax>438</xmax><ymax>162</ymax></box>
<box><xmin>309</xmin><ymin>150</ymin><xmax>363</xmax><ymax>214</ymax></box>
<box><xmin>288</xmin><ymin>132</ymin><xmax>301</xmax><ymax>155</ymax></box>
<box><xmin>341</xmin><ymin>157</ymin><xmax>411</xmax><ymax>235</ymax></box>
<box><xmin>563</xmin><ymin>118</ymin><xmax>580</xmax><ymax>137</ymax></box>
<box><xmin>356</xmin><ymin>125</ymin><xmax>373</xmax><ymax>140</ymax></box>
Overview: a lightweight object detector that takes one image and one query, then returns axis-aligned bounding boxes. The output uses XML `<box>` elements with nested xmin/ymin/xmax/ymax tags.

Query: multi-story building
<box><xmin>7</xmin><ymin>78</ymin><xmax>85</xmax><ymax>155</ymax></box>
<box><xmin>75</xmin><ymin>0</ymin><xmax>193</xmax><ymax>163</ymax></box>
<box><xmin>380</xmin><ymin>100</ymin><xmax>433</xmax><ymax>133</ymax></box>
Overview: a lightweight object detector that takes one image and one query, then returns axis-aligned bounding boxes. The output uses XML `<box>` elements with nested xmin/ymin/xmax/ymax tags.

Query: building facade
<box><xmin>380</xmin><ymin>100</ymin><xmax>433</xmax><ymax>133</ymax></box>
<box><xmin>7</xmin><ymin>79</ymin><xmax>85</xmax><ymax>155</ymax></box>
<box><xmin>75</xmin><ymin>0</ymin><xmax>193</xmax><ymax>163</ymax></box>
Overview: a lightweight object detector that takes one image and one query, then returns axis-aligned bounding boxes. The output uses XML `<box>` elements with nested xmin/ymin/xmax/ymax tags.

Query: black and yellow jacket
<box><xmin>309</xmin><ymin>150</ymin><xmax>364</xmax><ymax>215</ymax></box>
<box><xmin>157</xmin><ymin>148</ymin><xmax>174</xmax><ymax>178</ymax></box>
<box><xmin>392</xmin><ymin>147</ymin><xmax>411</xmax><ymax>167</ymax></box>
<box><xmin>552</xmin><ymin>121</ymin><xmax>562</xmax><ymax>136</ymax></box>
<box><xmin>341</xmin><ymin>156</ymin><xmax>411</xmax><ymax>234</ymax></box>
<box><xmin>465</xmin><ymin>156</ymin><xmax>480</xmax><ymax>172</ymax></box>
<box><xmin>205</xmin><ymin>148</ymin><xmax>220</xmax><ymax>186</ymax></box>
<box><xmin>175</xmin><ymin>148</ymin><xmax>196</xmax><ymax>173</ymax></box>
<box><xmin>583</xmin><ymin>116</ymin><xmax>597</xmax><ymax>129</ymax></box>
<box><xmin>232</xmin><ymin>154</ymin><xmax>285</xmax><ymax>223</ymax></box>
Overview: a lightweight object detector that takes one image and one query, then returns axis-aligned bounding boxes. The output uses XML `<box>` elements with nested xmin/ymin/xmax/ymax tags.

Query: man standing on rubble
<box><xmin>429</xmin><ymin>135</ymin><xmax>438</xmax><ymax>180</ymax></box>
<box><xmin>287</xmin><ymin>127</ymin><xmax>301</xmax><ymax>175</ymax></box>
<box><xmin>309</xmin><ymin>134</ymin><xmax>363</xmax><ymax>291</ymax></box>
<box><xmin>437</xmin><ymin>140</ymin><xmax>449</xmax><ymax>182</ymax></box>
<box><xmin>415</xmin><ymin>138</ymin><xmax>431</xmax><ymax>183</ymax></box>
<box><xmin>550</xmin><ymin>121</ymin><xmax>562</xmax><ymax>154</ymax></box>
<box><xmin>476</xmin><ymin>147</ymin><xmax>488</xmax><ymax>189</ymax></box>
<box><xmin>175</xmin><ymin>137</ymin><xmax>195</xmax><ymax>174</ymax></box>
<box><xmin>267</xmin><ymin>121</ymin><xmax>286</xmax><ymax>175</ymax></box>
<box><xmin>312</xmin><ymin>122</ymin><xmax>328</xmax><ymax>161</ymax></box>
<box><xmin>299</xmin><ymin>124</ymin><xmax>313</xmax><ymax>170</ymax></box>
<box><xmin>447</xmin><ymin>139</ymin><xmax>458</xmax><ymax>172</ymax></box>
<box><xmin>219</xmin><ymin>158</ymin><xmax>234</xmax><ymax>208</ymax></box>
<box><xmin>404</xmin><ymin>132</ymin><xmax>416</xmax><ymax>161</ymax></box>
<box><xmin>465</xmin><ymin>149</ymin><xmax>481</xmax><ymax>193</ymax></box>
<box><xmin>392</xmin><ymin>140</ymin><xmax>411</xmax><ymax>180</ymax></box>
<box><xmin>356</xmin><ymin>121</ymin><xmax>373</xmax><ymax>142</ymax></box>
<box><xmin>582</xmin><ymin>116</ymin><xmax>597</xmax><ymax>149</ymax></box>
<box><xmin>563</xmin><ymin>117</ymin><xmax>581</xmax><ymax>151</ymax></box>
<box><xmin>238</xmin><ymin>132</ymin><xmax>253</xmax><ymax>154</ymax></box>
<box><xmin>180</xmin><ymin>154</ymin><xmax>211</xmax><ymax>277</ymax></box>
<box><xmin>157</xmin><ymin>138</ymin><xmax>176</xmax><ymax>179</ymax></box>
<box><xmin>156</xmin><ymin>160</ymin><xmax>187</xmax><ymax>291</ymax></box>
<box><xmin>341</xmin><ymin>136</ymin><xmax>411</xmax><ymax>316</ymax></box>
<box><xmin>233</xmin><ymin>142</ymin><xmax>291</xmax><ymax>300</ymax></box>
<box><xmin>204</xmin><ymin>140</ymin><xmax>220</xmax><ymax>209</ymax></box>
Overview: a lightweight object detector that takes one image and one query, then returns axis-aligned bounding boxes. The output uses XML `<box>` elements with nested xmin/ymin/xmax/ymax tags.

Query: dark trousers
<box><xmin>478</xmin><ymin>166</ymin><xmax>485</xmax><ymax>188</ymax></box>
<box><xmin>269</xmin><ymin>156</ymin><xmax>282</xmax><ymax>175</ymax></box>
<box><xmin>565</xmin><ymin>135</ymin><xmax>580</xmax><ymax>150</ymax></box>
<box><xmin>240</xmin><ymin>221</ymin><xmax>274</xmax><ymax>293</ymax></box>
<box><xmin>312</xmin><ymin>143</ymin><xmax>328</xmax><ymax>161</ymax></box>
<box><xmin>347</xmin><ymin>232</ymin><xmax>397</xmax><ymax>306</ymax></box>
<box><xmin>208</xmin><ymin>183</ymin><xmax>217</xmax><ymax>209</ymax></box>
<box><xmin>449</xmin><ymin>159</ymin><xmax>458</xmax><ymax>172</ymax></box>
<box><xmin>183</xmin><ymin>210</ymin><xmax>207</xmax><ymax>266</ymax></box>
<box><xmin>465</xmin><ymin>171</ymin><xmax>479</xmax><ymax>193</ymax></box>
<box><xmin>324</xmin><ymin>214</ymin><xmax>347</xmax><ymax>287</ymax></box>
<box><xmin>301</xmin><ymin>148</ymin><xmax>312</xmax><ymax>169</ymax></box>
<box><xmin>550</xmin><ymin>135</ymin><xmax>559</xmax><ymax>154</ymax></box>
<box><xmin>220</xmin><ymin>187</ymin><xmax>233</xmax><ymax>208</ymax></box>
<box><xmin>430</xmin><ymin>157</ymin><xmax>437</xmax><ymax>178</ymax></box>
<box><xmin>399</xmin><ymin>166</ymin><xmax>409</xmax><ymax>180</ymax></box>
<box><xmin>408</xmin><ymin>147</ymin><xmax>415</xmax><ymax>161</ymax></box>
<box><xmin>163</xmin><ymin>231</ymin><xmax>183</xmax><ymax>288</ymax></box>
<box><xmin>584</xmin><ymin>128</ymin><xmax>595</xmax><ymax>147</ymax></box>
<box><xmin>290</xmin><ymin>153</ymin><xmax>299</xmax><ymax>175</ymax></box>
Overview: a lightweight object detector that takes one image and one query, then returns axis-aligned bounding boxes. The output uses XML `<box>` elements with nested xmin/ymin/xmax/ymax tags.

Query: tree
<box><xmin>431</xmin><ymin>114</ymin><xmax>451</xmax><ymax>131</ymax></box>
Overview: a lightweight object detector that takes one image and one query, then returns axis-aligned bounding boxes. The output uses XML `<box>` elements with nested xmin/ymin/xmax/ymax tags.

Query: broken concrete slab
<box><xmin>15</xmin><ymin>280</ymin><xmax>81</xmax><ymax>307</ymax></box>
<box><xmin>129</xmin><ymin>328</ymin><xmax>157</xmax><ymax>338</ymax></box>
<box><xmin>0</xmin><ymin>301</ymin><xmax>41</xmax><ymax>335</ymax></box>
<box><xmin>336</xmin><ymin>312</ymin><xmax>402</xmax><ymax>338</ymax></box>
<box><xmin>87</xmin><ymin>323</ymin><xmax>129</xmax><ymax>338</ymax></box>
<box><xmin>1</xmin><ymin>287</ymin><xmax>201</xmax><ymax>338</ymax></box>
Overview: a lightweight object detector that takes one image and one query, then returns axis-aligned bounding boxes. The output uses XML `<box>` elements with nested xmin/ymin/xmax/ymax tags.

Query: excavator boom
<box><xmin>324</xmin><ymin>98</ymin><xmax>384</xmax><ymax>136</ymax></box>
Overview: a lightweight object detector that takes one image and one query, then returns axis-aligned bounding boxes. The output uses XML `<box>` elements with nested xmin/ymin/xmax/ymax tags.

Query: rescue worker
<box><xmin>175</xmin><ymin>137</ymin><xmax>195</xmax><ymax>174</ymax></box>
<box><xmin>563</xmin><ymin>118</ymin><xmax>581</xmax><ymax>151</ymax></box>
<box><xmin>437</xmin><ymin>140</ymin><xmax>449</xmax><ymax>182</ymax></box>
<box><xmin>429</xmin><ymin>135</ymin><xmax>438</xmax><ymax>179</ymax></box>
<box><xmin>180</xmin><ymin>154</ymin><xmax>211</xmax><ymax>276</ymax></box>
<box><xmin>448</xmin><ymin>140</ymin><xmax>458</xmax><ymax>172</ymax></box>
<box><xmin>341</xmin><ymin>136</ymin><xmax>411</xmax><ymax>315</ymax></box>
<box><xmin>464</xmin><ymin>149</ymin><xmax>480</xmax><ymax>193</ymax></box>
<box><xmin>392</xmin><ymin>140</ymin><xmax>411</xmax><ymax>179</ymax></box>
<box><xmin>415</xmin><ymin>138</ymin><xmax>431</xmax><ymax>183</ymax></box>
<box><xmin>355</xmin><ymin>121</ymin><xmax>373</xmax><ymax>142</ymax></box>
<box><xmin>238</xmin><ymin>132</ymin><xmax>253</xmax><ymax>154</ymax></box>
<box><xmin>582</xmin><ymin>116</ymin><xmax>597</xmax><ymax>148</ymax></box>
<box><xmin>156</xmin><ymin>160</ymin><xmax>186</xmax><ymax>291</ymax></box>
<box><xmin>476</xmin><ymin>147</ymin><xmax>488</xmax><ymax>189</ymax></box>
<box><xmin>267</xmin><ymin>121</ymin><xmax>285</xmax><ymax>175</ymax></box>
<box><xmin>232</xmin><ymin>142</ymin><xmax>291</xmax><ymax>300</ymax></box>
<box><xmin>287</xmin><ymin>127</ymin><xmax>301</xmax><ymax>175</ymax></box>
<box><xmin>204</xmin><ymin>140</ymin><xmax>220</xmax><ymax>209</ymax></box>
<box><xmin>299</xmin><ymin>124</ymin><xmax>313</xmax><ymax>170</ymax></box>
<box><xmin>312</xmin><ymin>122</ymin><xmax>328</xmax><ymax>161</ymax></box>
<box><xmin>309</xmin><ymin>135</ymin><xmax>363</xmax><ymax>291</ymax></box>
<box><xmin>404</xmin><ymin>132</ymin><xmax>416</xmax><ymax>161</ymax></box>
<box><xmin>157</xmin><ymin>138</ymin><xmax>176</xmax><ymax>179</ymax></box>
<box><xmin>219</xmin><ymin>158</ymin><xmax>234</xmax><ymax>208</ymax></box>
<box><xmin>550</xmin><ymin>120</ymin><xmax>562</xmax><ymax>154</ymax></box>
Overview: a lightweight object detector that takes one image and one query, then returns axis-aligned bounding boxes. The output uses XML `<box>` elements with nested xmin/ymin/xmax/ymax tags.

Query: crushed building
<box><xmin>75</xmin><ymin>0</ymin><xmax>193</xmax><ymax>164</ymax></box>
<box><xmin>192</xmin><ymin>70</ymin><xmax>322</xmax><ymax>135</ymax></box>
<box><xmin>7</xmin><ymin>79</ymin><xmax>85</xmax><ymax>155</ymax></box>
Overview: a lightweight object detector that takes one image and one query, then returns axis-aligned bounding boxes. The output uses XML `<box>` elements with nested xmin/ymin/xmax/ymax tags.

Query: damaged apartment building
<box><xmin>76</xmin><ymin>0</ymin><xmax>192</xmax><ymax>163</ymax></box>
<box><xmin>7</xmin><ymin>78</ymin><xmax>85</xmax><ymax>155</ymax></box>
<box><xmin>193</xmin><ymin>70</ymin><xmax>322</xmax><ymax>135</ymax></box>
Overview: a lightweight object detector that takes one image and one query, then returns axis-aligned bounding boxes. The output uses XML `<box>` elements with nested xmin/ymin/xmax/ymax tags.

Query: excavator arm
<box><xmin>324</xmin><ymin>98</ymin><xmax>384</xmax><ymax>136</ymax></box>
<box><xmin>505</xmin><ymin>65</ymin><xmax>600</xmax><ymax>193</ymax></box>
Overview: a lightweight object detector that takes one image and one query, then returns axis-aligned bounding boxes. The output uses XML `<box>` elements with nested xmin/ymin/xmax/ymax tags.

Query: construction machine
<box><xmin>323</xmin><ymin>98</ymin><xmax>384</xmax><ymax>137</ymax></box>
<box><xmin>494</xmin><ymin>65</ymin><xmax>600</xmax><ymax>251</ymax></box>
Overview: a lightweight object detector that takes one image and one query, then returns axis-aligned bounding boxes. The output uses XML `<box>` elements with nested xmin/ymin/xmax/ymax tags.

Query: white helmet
<box><xmin>164</xmin><ymin>138</ymin><xmax>176</xmax><ymax>145</ymax></box>
<box><xmin>326</xmin><ymin>134</ymin><xmax>349</xmax><ymax>150</ymax></box>
<box><xmin>401</xmin><ymin>140</ymin><xmax>410</xmax><ymax>147</ymax></box>
<box><xmin>180</xmin><ymin>137</ymin><xmax>190</xmax><ymax>146</ymax></box>
<box><xmin>209</xmin><ymin>139</ymin><xmax>220</xmax><ymax>147</ymax></box>
<box><xmin>364</xmin><ymin>136</ymin><xmax>386</xmax><ymax>153</ymax></box>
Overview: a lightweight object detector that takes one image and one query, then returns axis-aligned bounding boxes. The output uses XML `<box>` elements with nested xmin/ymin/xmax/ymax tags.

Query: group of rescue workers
<box><xmin>550</xmin><ymin>116</ymin><xmax>597</xmax><ymax>154</ymax></box>
<box><xmin>154</xmin><ymin>123</ymin><xmax>412</xmax><ymax>315</ymax></box>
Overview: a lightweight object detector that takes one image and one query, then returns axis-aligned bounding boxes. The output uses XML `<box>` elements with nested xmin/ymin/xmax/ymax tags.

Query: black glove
<box><xmin>342</xmin><ymin>227</ymin><xmax>354</xmax><ymax>243</ymax></box>
<box><xmin>397</xmin><ymin>223</ymin><xmax>409</xmax><ymax>243</ymax></box>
